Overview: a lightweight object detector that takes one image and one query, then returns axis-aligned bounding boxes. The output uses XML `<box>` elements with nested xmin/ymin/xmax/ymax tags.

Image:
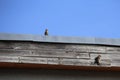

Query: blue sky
<box><xmin>0</xmin><ymin>0</ymin><xmax>120</xmax><ymax>38</ymax></box>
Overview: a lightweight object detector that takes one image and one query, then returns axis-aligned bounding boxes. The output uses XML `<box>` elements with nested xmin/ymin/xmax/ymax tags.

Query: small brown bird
<box><xmin>44</xmin><ymin>29</ymin><xmax>48</xmax><ymax>36</ymax></box>
<box><xmin>94</xmin><ymin>55</ymin><xmax>101</xmax><ymax>65</ymax></box>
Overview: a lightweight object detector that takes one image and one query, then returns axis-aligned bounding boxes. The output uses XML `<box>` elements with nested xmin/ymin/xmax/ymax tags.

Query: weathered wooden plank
<box><xmin>32</xmin><ymin>50</ymin><xmax>89</xmax><ymax>59</ymax></box>
<box><xmin>47</xmin><ymin>58</ymin><xmax>59</xmax><ymax>64</ymax></box>
<box><xmin>106</xmin><ymin>47</ymin><xmax>120</xmax><ymax>53</ymax></box>
<box><xmin>11</xmin><ymin>42</ymin><xmax>32</xmax><ymax>50</ymax></box>
<box><xmin>65</xmin><ymin>45</ymin><xmax>89</xmax><ymax>52</ymax></box>
<box><xmin>110</xmin><ymin>53</ymin><xmax>120</xmax><ymax>60</ymax></box>
<box><xmin>110</xmin><ymin>53</ymin><xmax>120</xmax><ymax>66</ymax></box>
<box><xmin>88</xmin><ymin>46</ymin><xmax>106</xmax><ymax>53</ymax></box>
<box><xmin>1</xmin><ymin>41</ymin><xmax>120</xmax><ymax>68</ymax></box>
<box><xmin>111</xmin><ymin>59</ymin><xmax>120</xmax><ymax>66</ymax></box>
<box><xmin>0</xmin><ymin>42</ymin><xmax>13</xmax><ymax>49</ymax></box>
<box><xmin>60</xmin><ymin>58</ymin><xmax>90</xmax><ymax>66</ymax></box>
<box><xmin>101</xmin><ymin>59</ymin><xmax>111</xmax><ymax>64</ymax></box>
<box><xmin>20</xmin><ymin>57</ymin><xmax>48</xmax><ymax>64</ymax></box>
<box><xmin>33</xmin><ymin>50</ymin><xmax>68</xmax><ymax>57</ymax></box>
<box><xmin>30</xmin><ymin>43</ymin><xmax>66</xmax><ymax>49</ymax></box>
<box><xmin>0</xmin><ymin>56</ymin><xmax>19</xmax><ymax>62</ymax></box>
<box><xmin>20</xmin><ymin>57</ymin><xmax>59</xmax><ymax>64</ymax></box>
<box><xmin>75</xmin><ymin>53</ymin><xmax>90</xmax><ymax>59</ymax></box>
<box><xmin>0</xmin><ymin>49</ymin><xmax>31</xmax><ymax>56</ymax></box>
<box><xmin>34</xmin><ymin>48</ymin><xmax>66</xmax><ymax>53</ymax></box>
<box><xmin>11</xmin><ymin>42</ymin><xmax>65</xmax><ymax>49</ymax></box>
<box><xmin>0</xmin><ymin>49</ymin><xmax>89</xmax><ymax>59</ymax></box>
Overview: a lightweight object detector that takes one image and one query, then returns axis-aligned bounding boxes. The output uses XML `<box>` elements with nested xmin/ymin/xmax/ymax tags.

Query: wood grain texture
<box><xmin>60</xmin><ymin>58</ymin><xmax>90</xmax><ymax>66</ymax></box>
<box><xmin>0</xmin><ymin>56</ymin><xmax>19</xmax><ymax>62</ymax></box>
<box><xmin>0</xmin><ymin>49</ymin><xmax>31</xmax><ymax>56</ymax></box>
<box><xmin>19</xmin><ymin>57</ymin><xmax>48</xmax><ymax>64</ymax></box>
<box><xmin>88</xmin><ymin>46</ymin><xmax>106</xmax><ymax>53</ymax></box>
<box><xmin>0</xmin><ymin>41</ymin><xmax>120</xmax><ymax>68</ymax></box>
<box><xmin>111</xmin><ymin>60</ymin><xmax>120</xmax><ymax>66</ymax></box>
<box><xmin>106</xmin><ymin>47</ymin><xmax>120</xmax><ymax>54</ymax></box>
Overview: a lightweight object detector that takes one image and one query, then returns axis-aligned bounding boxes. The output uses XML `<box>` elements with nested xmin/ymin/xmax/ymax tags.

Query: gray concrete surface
<box><xmin>0</xmin><ymin>33</ymin><xmax>120</xmax><ymax>46</ymax></box>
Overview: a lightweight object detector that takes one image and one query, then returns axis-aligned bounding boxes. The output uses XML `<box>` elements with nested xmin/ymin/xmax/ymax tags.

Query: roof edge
<box><xmin>0</xmin><ymin>33</ymin><xmax>120</xmax><ymax>46</ymax></box>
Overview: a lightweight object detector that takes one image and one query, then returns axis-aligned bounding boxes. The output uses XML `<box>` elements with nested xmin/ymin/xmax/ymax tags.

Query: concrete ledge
<box><xmin>0</xmin><ymin>33</ymin><xmax>120</xmax><ymax>46</ymax></box>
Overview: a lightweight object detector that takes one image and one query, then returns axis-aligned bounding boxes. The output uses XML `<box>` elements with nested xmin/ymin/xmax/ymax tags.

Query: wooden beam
<box><xmin>0</xmin><ymin>62</ymin><xmax>120</xmax><ymax>72</ymax></box>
